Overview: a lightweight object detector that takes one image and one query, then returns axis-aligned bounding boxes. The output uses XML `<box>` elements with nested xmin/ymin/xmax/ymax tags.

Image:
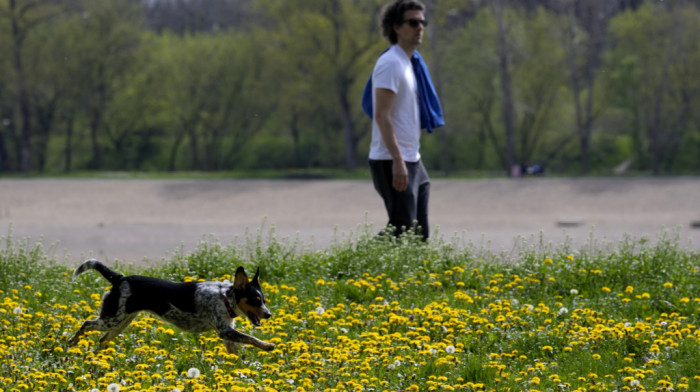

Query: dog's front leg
<box><xmin>219</xmin><ymin>328</ymin><xmax>275</xmax><ymax>352</ymax></box>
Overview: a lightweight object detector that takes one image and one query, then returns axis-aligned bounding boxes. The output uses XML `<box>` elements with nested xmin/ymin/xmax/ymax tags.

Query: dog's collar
<box><xmin>220</xmin><ymin>290</ymin><xmax>236</xmax><ymax>318</ymax></box>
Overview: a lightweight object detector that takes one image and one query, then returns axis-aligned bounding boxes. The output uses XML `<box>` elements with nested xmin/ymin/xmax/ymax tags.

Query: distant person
<box><xmin>362</xmin><ymin>0</ymin><xmax>444</xmax><ymax>240</ymax></box>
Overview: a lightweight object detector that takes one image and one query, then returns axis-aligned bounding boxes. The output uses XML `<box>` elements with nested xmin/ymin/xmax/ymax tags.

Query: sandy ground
<box><xmin>1</xmin><ymin>177</ymin><xmax>699</xmax><ymax>265</ymax></box>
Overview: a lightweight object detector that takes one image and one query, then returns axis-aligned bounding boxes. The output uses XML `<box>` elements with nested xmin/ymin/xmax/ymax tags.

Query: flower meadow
<box><xmin>1</xmin><ymin>230</ymin><xmax>699</xmax><ymax>392</ymax></box>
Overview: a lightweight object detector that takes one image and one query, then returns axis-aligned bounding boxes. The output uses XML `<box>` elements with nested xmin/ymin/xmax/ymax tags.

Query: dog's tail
<box><xmin>73</xmin><ymin>258</ymin><xmax>123</xmax><ymax>285</ymax></box>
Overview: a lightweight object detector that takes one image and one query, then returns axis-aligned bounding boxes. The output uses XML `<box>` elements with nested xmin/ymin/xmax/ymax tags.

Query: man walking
<box><xmin>364</xmin><ymin>0</ymin><xmax>444</xmax><ymax>240</ymax></box>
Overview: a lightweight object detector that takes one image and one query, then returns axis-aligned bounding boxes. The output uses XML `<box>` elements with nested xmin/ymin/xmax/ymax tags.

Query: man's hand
<box><xmin>392</xmin><ymin>159</ymin><xmax>408</xmax><ymax>192</ymax></box>
<box><xmin>375</xmin><ymin>88</ymin><xmax>408</xmax><ymax>192</ymax></box>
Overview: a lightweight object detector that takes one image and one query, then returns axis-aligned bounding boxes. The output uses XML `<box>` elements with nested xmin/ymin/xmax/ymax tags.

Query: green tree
<box><xmin>149</xmin><ymin>32</ymin><xmax>267</xmax><ymax>171</ymax></box>
<box><xmin>0</xmin><ymin>0</ymin><xmax>60</xmax><ymax>172</ymax></box>
<box><xmin>605</xmin><ymin>2</ymin><xmax>700</xmax><ymax>174</ymax></box>
<box><xmin>438</xmin><ymin>8</ymin><xmax>499</xmax><ymax>172</ymax></box>
<box><xmin>556</xmin><ymin>0</ymin><xmax>617</xmax><ymax>175</ymax></box>
<box><xmin>440</xmin><ymin>5</ymin><xmax>568</xmax><ymax>174</ymax></box>
<box><xmin>74</xmin><ymin>0</ymin><xmax>144</xmax><ymax>170</ymax></box>
<box><xmin>421</xmin><ymin>0</ymin><xmax>477</xmax><ymax>175</ymax></box>
<box><xmin>255</xmin><ymin>0</ymin><xmax>386</xmax><ymax>169</ymax></box>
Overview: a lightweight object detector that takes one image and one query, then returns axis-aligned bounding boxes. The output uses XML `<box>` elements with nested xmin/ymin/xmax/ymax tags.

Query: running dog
<box><xmin>69</xmin><ymin>259</ymin><xmax>275</xmax><ymax>354</ymax></box>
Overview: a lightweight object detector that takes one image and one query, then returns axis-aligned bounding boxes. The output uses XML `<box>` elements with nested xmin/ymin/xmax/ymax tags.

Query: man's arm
<box><xmin>374</xmin><ymin>87</ymin><xmax>408</xmax><ymax>192</ymax></box>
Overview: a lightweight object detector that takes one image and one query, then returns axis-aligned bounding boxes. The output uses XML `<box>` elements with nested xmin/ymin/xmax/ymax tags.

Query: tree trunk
<box><xmin>649</xmin><ymin>36</ymin><xmax>673</xmax><ymax>175</ymax></box>
<box><xmin>338</xmin><ymin>80</ymin><xmax>358</xmax><ymax>169</ymax></box>
<box><xmin>10</xmin><ymin>0</ymin><xmax>33</xmax><ymax>172</ymax></box>
<box><xmin>63</xmin><ymin>111</ymin><xmax>74</xmax><ymax>172</ymax></box>
<box><xmin>494</xmin><ymin>0</ymin><xmax>517</xmax><ymax>176</ymax></box>
<box><xmin>289</xmin><ymin>112</ymin><xmax>302</xmax><ymax>166</ymax></box>
<box><xmin>330</xmin><ymin>0</ymin><xmax>358</xmax><ymax>170</ymax></box>
<box><xmin>186</xmin><ymin>126</ymin><xmax>202</xmax><ymax>170</ymax></box>
<box><xmin>427</xmin><ymin>20</ymin><xmax>450</xmax><ymax>175</ymax></box>
<box><xmin>0</xmin><ymin>125</ymin><xmax>7</xmax><ymax>174</ymax></box>
<box><xmin>35</xmin><ymin>95</ymin><xmax>58</xmax><ymax>172</ymax></box>
<box><xmin>89</xmin><ymin>68</ymin><xmax>106</xmax><ymax>170</ymax></box>
<box><xmin>89</xmin><ymin>105</ymin><xmax>103</xmax><ymax>170</ymax></box>
<box><xmin>168</xmin><ymin>131</ymin><xmax>185</xmax><ymax>172</ymax></box>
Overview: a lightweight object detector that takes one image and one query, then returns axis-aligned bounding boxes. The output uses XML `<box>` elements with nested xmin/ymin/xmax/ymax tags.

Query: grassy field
<box><xmin>1</xmin><ymin>229</ymin><xmax>699</xmax><ymax>392</ymax></box>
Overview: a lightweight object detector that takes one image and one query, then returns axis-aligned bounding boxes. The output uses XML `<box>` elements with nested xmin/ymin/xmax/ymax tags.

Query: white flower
<box><xmin>445</xmin><ymin>345</ymin><xmax>456</xmax><ymax>354</ymax></box>
<box><xmin>187</xmin><ymin>367</ymin><xmax>200</xmax><ymax>378</ymax></box>
<box><xmin>630</xmin><ymin>379</ymin><xmax>641</xmax><ymax>387</ymax></box>
<box><xmin>171</xmin><ymin>389</ymin><xmax>182</xmax><ymax>392</ymax></box>
<box><xmin>13</xmin><ymin>307</ymin><xmax>22</xmax><ymax>314</ymax></box>
<box><xmin>570</xmin><ymin>289</ymin><xmax>579</xmax><ymax>295</ymax></box>
<box><xmin>557</xmin><ymin>307</ymin><xmax>569</xmax><ymax>316</ymax></box>
<box><xmin>388</xmin><ymin>359</ymin><xmax>402</xmax><ymax>370</ymax></box>
<box><xmin>315</xmin><ymin>306</ymin><xmax>325</xmax><ymax>315</ymax></box>
<box><xmin>107</xmin><ymin>383</ymin><xmax>120</xmax><ymax>392</ymax></box>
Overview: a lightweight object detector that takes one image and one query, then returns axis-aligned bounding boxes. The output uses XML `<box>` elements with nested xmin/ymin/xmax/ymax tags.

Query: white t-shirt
<box><xmin>369</xmin><ymin>45</ymin><xmax>421</xmax><ymax>162</ymax></box>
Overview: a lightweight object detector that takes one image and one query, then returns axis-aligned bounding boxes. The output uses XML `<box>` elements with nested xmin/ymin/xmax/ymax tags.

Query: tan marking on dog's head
<box><xmin>232</xmin><ymin>266</ymin><xmax>272</xmax><ymax>326</ymax></box>
<box><xmin>237</xmin><ymin>297</ymin><xmax>270</xmax><ymax>327</ymax></box>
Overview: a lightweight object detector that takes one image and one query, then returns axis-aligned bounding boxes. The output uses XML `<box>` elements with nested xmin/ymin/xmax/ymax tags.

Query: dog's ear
<box><xmin>252</xmin><ymin>267</ymin><xmax>261</xmax><ymax>287</ymax></box>
<box><xmin>233</xmin><ymin>267</ymin><xmax>249</xmax><ymax>289</ymax></box>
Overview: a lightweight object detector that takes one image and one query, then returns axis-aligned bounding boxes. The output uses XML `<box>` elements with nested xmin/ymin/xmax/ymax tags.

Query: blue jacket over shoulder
<box><xmin>362</xmin><ymin>49</ymin><xmax>445</xmax><ymax>133</ymax></box>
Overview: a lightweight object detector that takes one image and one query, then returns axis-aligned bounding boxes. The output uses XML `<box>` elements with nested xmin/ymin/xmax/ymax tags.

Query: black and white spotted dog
<box><xmin>69</xmin><ymin>259</ymin><xmax>275</xmax><ymax>354</ymax></box>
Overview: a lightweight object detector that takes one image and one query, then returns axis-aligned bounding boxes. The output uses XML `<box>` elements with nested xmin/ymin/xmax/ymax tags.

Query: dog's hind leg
<box><xmin>69</xmin><ymin>310</ymin><xmax>137</xmax><ymax>346</ymax></box>
<box><xmin>99</xmin><ymin>313</ymin><xmax>137</xmax><ymax>346</ymax></box>
<box><xmin>69</xmin><ymin>319</ymin><xmax>107</xmax><ymax>344</ymax></box>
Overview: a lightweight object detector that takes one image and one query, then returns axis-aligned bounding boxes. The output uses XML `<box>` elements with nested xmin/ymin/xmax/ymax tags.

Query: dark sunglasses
<box><xmin>403</xmin><ymin>18</ymin><xmax>428</xmax><ymax>28</ymax></box>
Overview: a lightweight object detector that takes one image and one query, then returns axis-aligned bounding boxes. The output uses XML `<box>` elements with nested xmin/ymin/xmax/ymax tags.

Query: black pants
<box><xmin>369</xmin><ymin>159</ymin><xmax>430</xmax><ymax>240</ymax></box>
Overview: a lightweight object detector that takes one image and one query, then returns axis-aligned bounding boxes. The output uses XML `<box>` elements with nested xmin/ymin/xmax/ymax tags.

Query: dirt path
<box><xmin>1</xmin><ymin>177</ymin><xmax>699</xmax><ymax>264</ymax></box>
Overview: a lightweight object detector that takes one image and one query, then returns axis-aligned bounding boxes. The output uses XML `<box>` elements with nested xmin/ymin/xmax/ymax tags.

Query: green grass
<box><xmin>1</xmin><ymin>228</ymin><xmax>699</xmax><ymax>392</ymax></box>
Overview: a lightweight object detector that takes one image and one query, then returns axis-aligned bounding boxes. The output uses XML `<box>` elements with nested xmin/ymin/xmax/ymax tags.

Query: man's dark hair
<box><xmin>380</xmin><ymin>0</ymin><xmax>425</xmax><ymax>44</ymax></box>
